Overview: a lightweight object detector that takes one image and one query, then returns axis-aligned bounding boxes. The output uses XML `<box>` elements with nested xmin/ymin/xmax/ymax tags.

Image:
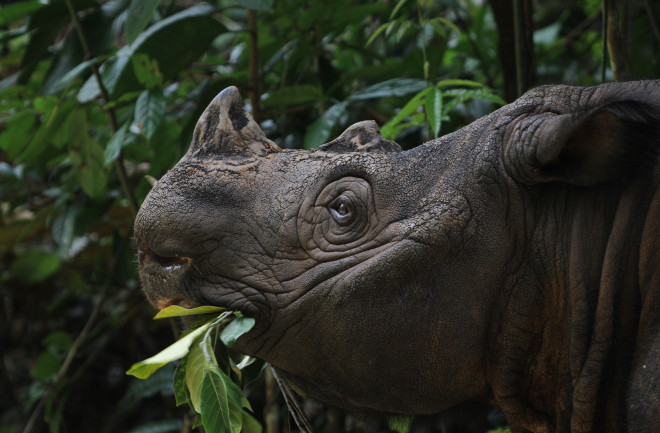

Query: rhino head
<box><xmin>135</xmin><ymin>82</ymin><xmax>660</xmax><ymax>431</ymax></box>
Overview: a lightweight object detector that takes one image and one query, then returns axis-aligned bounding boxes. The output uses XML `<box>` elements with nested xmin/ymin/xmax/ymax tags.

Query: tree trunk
<box><xmin>606</xmin><ymin>0</ymin><xmax>632</xmax><ymax>80</ymax></box>
<box><xmin>489</xmin><ymin>0</ymin><xmax>536</xmax><ymax>101</ymax></box>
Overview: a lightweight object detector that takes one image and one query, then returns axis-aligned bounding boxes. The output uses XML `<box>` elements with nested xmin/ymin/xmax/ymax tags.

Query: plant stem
<box><xmin>644</xmin><ymin>0</ymin><xmax>660</xmax><ymax>48</ymax></box>
<box><xmin>64</xmin><ymin>0</ymin><xmax>139</xmax><ymax>216</ymax></box>
<box><xmin>247</xmin><ymin>9</ymin><xmax>261</xmax><ymax>123</ymax></box>
<box><xmin>601</xmin><ymin>0</ymin><xmax>608</xmax><ymax>82</ymax></box>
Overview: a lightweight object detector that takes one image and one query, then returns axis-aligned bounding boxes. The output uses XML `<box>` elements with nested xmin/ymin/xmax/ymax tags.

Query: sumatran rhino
<box><xmin>135</xmin><ymin>81</ymin><xmax>660</xmax><ymax>433</ymax></box>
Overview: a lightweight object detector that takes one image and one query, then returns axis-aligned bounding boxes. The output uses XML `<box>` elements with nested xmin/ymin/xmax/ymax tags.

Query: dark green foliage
<box><xmin>1</xmin><ymin>0</ymin><xmax>658</xmax><ymax>432</ymax></box>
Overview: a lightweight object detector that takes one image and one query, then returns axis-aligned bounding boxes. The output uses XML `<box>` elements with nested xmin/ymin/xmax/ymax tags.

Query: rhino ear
<box><xmin>189</xmin><ymin>86</ymin><xmax>280</xmax><ymax>157</ymax></box>
<box><xmin>506</xmin><ymin>100</ymin><xmax>660</xmax><ymax>185</ymax></box>
<box><xmin>318</xmin><ymin>121</ymin><xmax>403</xmax><ymax>154</ymax></box>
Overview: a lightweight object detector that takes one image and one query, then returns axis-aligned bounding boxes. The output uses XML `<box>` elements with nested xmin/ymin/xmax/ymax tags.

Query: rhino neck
<box><xmin>489</xmin><ymin>175</ymin><xmax>657</xmax><ymax>433</ymax></box>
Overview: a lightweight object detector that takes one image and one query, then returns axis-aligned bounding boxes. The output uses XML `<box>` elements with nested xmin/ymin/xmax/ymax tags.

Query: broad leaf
<box><xmin>173</xmin><ymin>355</ymin><xmax>191</xmax><ymax>407</ymax></box>
<box><xmin>262</xmin><ymin>85</ymin><xmax>321</xmax><ymax>109</ymax></box>
<box><xmin>183</xmin><ymin>340</ymin><xmax>209</xmax><ymax>413</ymax></box>
<box><xmin>126</xmin><ymin>420</ymin><xmax>183</xmax><ymax>433</ymax></box>
<box><xmin>0</xmin><ymin>111</ymin><xmax>36</xmax><ymax>159</ymax></box>
<box><xmin>0</xmin><ymin>1</ymin><xmax>45</xmax><ymax>27</ymax></box>
<box><xmin>381</xmin><ymin>87</ymin><xmax>431</xmax><ymax>138</ymax></box>
<box><xmin>303</xmin><ymin>101</ymin><xmax>348</xmax><ymax>149</ymax></box>
<box><xmin>131</xmin><ymin>53</ymin><xmax>163</xmax><ymax>89</ymax></box>
<box><xmin>125</xmin><ymin>0</ymin><xmax>162</xmax><ymax>44</ymax></box>
<box><xmin>219</xmin><ymin>316</ymin><xmax>255</xmax><ymax>348</ymax></box>
<box><xmin>425</xmin><ymin>86</ymin><xmax>443</xmax><ymax>138</ymax></box>
<box><xmin>50</xmin><ymin>58</ymin><xmax>101</xmax><ymax>94</ymax></box>
<box><xmin>134</xmin><ymin>88</ymin><xmax>166</xmax><ymax>140</ymax></box>
<box><xmin>67</xmin><ymin>109</ymin><xmax>108</xmax><ymax>198</ymax></box>
<box><xmin>349</xmin><ymin>78</ymin><xmax>427</xmax><ymax>101</ymax></box>
<box><xmin>154</xmin><ymin>305</ymin><xmax>226</xmax><ymax>319</ymax></box>
<box><xmin>104</xmin><ymin>122</ymin><xmax>130</xmax><ymax>166</ymax></box>
<box><xmin>78</xmin><ymin>5</ymin><xmax>222</xmax><ymax>101</ymax></box>
<box><xmin>77</xmin><ymin>51</ymin><xmax>132</xmax><ymax>103</ymax></box>
<box><xmin>200</xmin><ymin>370</ymin><xmax>232</xmax><ymax>433</ymax></box>
<box><xmin>126</xmin><ymin>322</ymin><xmax>212</xmax><ymax>379</ymax></box>
<box><xmin>9</xmin><ymin>251</ymin><xmax>60</xmax><ymax>284</ymax></box>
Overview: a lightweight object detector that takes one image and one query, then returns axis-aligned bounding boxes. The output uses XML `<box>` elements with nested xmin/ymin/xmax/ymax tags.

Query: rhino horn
<box><xmin>318</xmin><ymin>120</ymin><xmax>403</xmax><ymax>153</ymax></box>
<box><xmin>189</xmin><ymin>86</ymin><xmax>280</xmax><ymax>157</ymax></box>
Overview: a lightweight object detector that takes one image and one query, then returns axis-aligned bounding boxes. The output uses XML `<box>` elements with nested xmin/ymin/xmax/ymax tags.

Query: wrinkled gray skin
<box><xmin>135</xmin><ymin>81</ymin><xmax>660</xmax><ymax>433</ymax></box>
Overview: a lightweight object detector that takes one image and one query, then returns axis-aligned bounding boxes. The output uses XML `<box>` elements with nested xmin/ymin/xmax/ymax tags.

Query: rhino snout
<box><xmin>137</xmin><ymin>238</ymin><xmax>195</xmax><ymax>310</ymax></box>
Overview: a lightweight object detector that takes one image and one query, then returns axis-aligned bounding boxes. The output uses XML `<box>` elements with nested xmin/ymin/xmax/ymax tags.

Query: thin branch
<box><xmin>513</xmin><ymin>0</ymin><xmax>524</xmax><ymax>97</ymax></box>
<box><xmin>644</xmin><ymin>0</ymin><xmax>660</xmax><ymax>47</ymax></box>
<box><xmin>64</xmin><ymin>0</ymin><xmax>139</xmax><ymax>216</ymax></box>
<box><xmin>247</xmin><ymin>9</ymin><xmax>261</xmax><ymax>123</ymax></box>
<box><xmin>602</xmin><ymin>0</ymin><xmax>608</xmax><ymax>82</ymax></box>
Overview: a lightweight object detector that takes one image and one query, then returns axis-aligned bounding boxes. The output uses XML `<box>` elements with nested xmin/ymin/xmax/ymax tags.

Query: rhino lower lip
<box><xmin>156</xmin><ymin>297</ymin><xmax>196</xmax><ymax>310</ymax></box>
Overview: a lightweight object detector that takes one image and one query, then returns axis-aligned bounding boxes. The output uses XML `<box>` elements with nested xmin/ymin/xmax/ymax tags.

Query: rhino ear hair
<box><xmin>318</xmin><ymin>121</ymin><xmax>403</xmax><ymax>154</ymax></box>
<box><xmin>506</xmin><ymin>100</ymin><xmax>660</xmax><ymax>185</ymax></box>
<box><xmin>189</xmin><ymin>86</ymin><xmax>280</xmax><ymax>157</ymax></box>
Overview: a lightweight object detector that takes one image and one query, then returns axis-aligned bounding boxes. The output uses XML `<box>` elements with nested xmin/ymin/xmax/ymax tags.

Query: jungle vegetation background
<box><xmin>1</xmin><ymin>0</ymin><xmax>659</xmax><ymax>432</ymax></box>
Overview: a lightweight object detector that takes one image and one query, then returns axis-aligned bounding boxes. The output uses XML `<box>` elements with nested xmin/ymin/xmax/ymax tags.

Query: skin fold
<box><xmin>135</xmin><ymin>81</ymin><xmax>660</xmax><ymax>433</ymax></box>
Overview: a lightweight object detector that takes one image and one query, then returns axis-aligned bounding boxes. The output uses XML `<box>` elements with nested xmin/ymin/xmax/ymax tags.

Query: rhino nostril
<box><xmin>155</xmin><ymin>254</ymin><xmax>191</xmax><ymax>269</ymax></box>
<box><xmin>138</xmin><ymin>240</ymin><xmax>192</xmax><ymax>270</ymax></box>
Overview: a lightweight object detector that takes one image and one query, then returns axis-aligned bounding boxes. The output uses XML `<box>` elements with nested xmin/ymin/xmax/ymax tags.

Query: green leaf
<box><xmin>436</xmin><ymin>78</ymin><xmax>485</xmax><ymax>88</ymax></box>
<box><xmin>43</xmin><ymin>331</ymin><xmax>73</xmax><ymax>355</ymax></box>
<box><xmin>124</xmin><ymin>365</ymin><xmax>176</xmax><ymax>402</ymax></box>
<box><xmin>262</xmin><ymin>85</ymin><xmax>321</xmax><ymax>109</ymax></box>
<box><xmin>220</xmin><ymin>316</ymin><xmax>255</xmax><ymax>348</ymax></box>
<box><xmin>52</xmin><ymin>205</ymin><xmax>79</xmax><ymax>257</ymax></box>
<box><xmin>30</xmin><ymin>351</ymin><xmax>62</xmax><ymax>380</ymax></box>
<box><xmin>0</xmin><ymin>1</ymin><xmax>45</xmax><ymax>27</ymax></box>
<box><xmin>200</xmin><ymin>370</ymin><xmax>232</xmax><ymax>433</ymax></box>
<box><xmin>126</xmin><ymin>322</ymin><xmax>212</xmax><ymax>379</ymax></box>
<box><xmin>389</xmin><ymin>0</ymin><xmax>409</xmax><ymax>20</ymax></box>
<box><xmin>127</xmin><ymin>420</ymin><xmax>183</xmax><ymax>433</ymax></box>
<box><xmin>78</xmin><ymin>159</ymin><xmax>108</xmax><ymax>199</ymax></box>
<box><xmin>365</xmin><ymin>22</ymin><xmax>389</xmax><ymax>47</ymax></box>
<box><xmin>67</xmin><ymin>109</ymin><xmax>108</xmax><ymax>198</ymax></box>
<box><xmin>78</xmin><ymin>5</ymin><xmax>222</xmax><ymax>101</ymax></box>
<box><xmin>154</xmin><ymin>305</ymin><xmax>226</xmax><ymax>319</ymax></box>
<box><xmin>234</xmin><ymin>0</ymin><xmax>274</xmax><ymax>11</ymax></box>
<box><xmin>77</xmin><ymin>51</ymin><xmax>132</xmax><ymax>103</ymax></box>
<box><xmin>131</xmin><ymin>53</ymin><xmax>163</xmax><ymax>89</ymax></box>
<box><xmin>173</xmin><ymin>356</ymin><xmax>191</xmax><ymax>407</ymax></box>
<box><xmin>50</xmin><ymin>57</ymin><xmax>101</xmax><ymax>94</ymax></box>
<box><xmin>121</xmin><ymin>5</ymin><xmax>222</xmax><ymax>95</ymax></box>
<box><xmin>387</xmin><ymin>416</ymin><xmax>414</xmax><ymax>433</ymax></box>
<box><xmin>125</xmin><ymin>0</ymin><xmax>162</xmax><ymax>44</ymax></box>
<box><xmin>184</xmin><ymin>340</ymin><xmax>208</xmax><ymax>413</ymax></box>
<box><xmin>241</xmin><ymin>412</ymin><xmax>263</xmax><ymax>433</ymax></box>
<box><xmin>134</xmin><ymin>88</ymin><xmax>166</xmax><ymax>140</ymax></box>
<box><xmin>349</xmin><ymin>78</ymin><xmax>427</xmax><ymax>101</ymax></box>
<box><xmin>10</xmin><ymin>251</ymin><xmax>60</xmax><ymax>284</ymax></box>
<box><xmin>0</xmin><ymin>111</ymin><xmax>36</xmax><ymax>160</ymax></box>
<box><xmin>430</xmin><ymin>16</ymin><xmax>462</xmax><ymax>36</ymax></box>
<box><xmin>104</xmin><ymin>122</ymin><xmax>130</xmax><ymax>166</ymax></box>
<box><xmin>442</xmin><ymin>88</ymin><xmax>506</xmax><ymax>114</ymax></box>
<box><xmin>425</xmin><ymin>86</ymin><xmax>443</xmax><ymax>138</ymax></box>
<box><xmin>303</xmin><ymin>101</ymin><xmax>348</xmax><ymax>149</ymax></box>
<box><xmin>381</xmin><ymin>87</ymin><xmax>432</xmax><ymax>139</ymax></box>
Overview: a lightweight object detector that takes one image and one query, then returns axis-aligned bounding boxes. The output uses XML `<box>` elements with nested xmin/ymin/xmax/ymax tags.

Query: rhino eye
<box><xmin>329</xmin><ymin>196</ymin><xmax>354</xmax><ymax>224</ymax></box>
